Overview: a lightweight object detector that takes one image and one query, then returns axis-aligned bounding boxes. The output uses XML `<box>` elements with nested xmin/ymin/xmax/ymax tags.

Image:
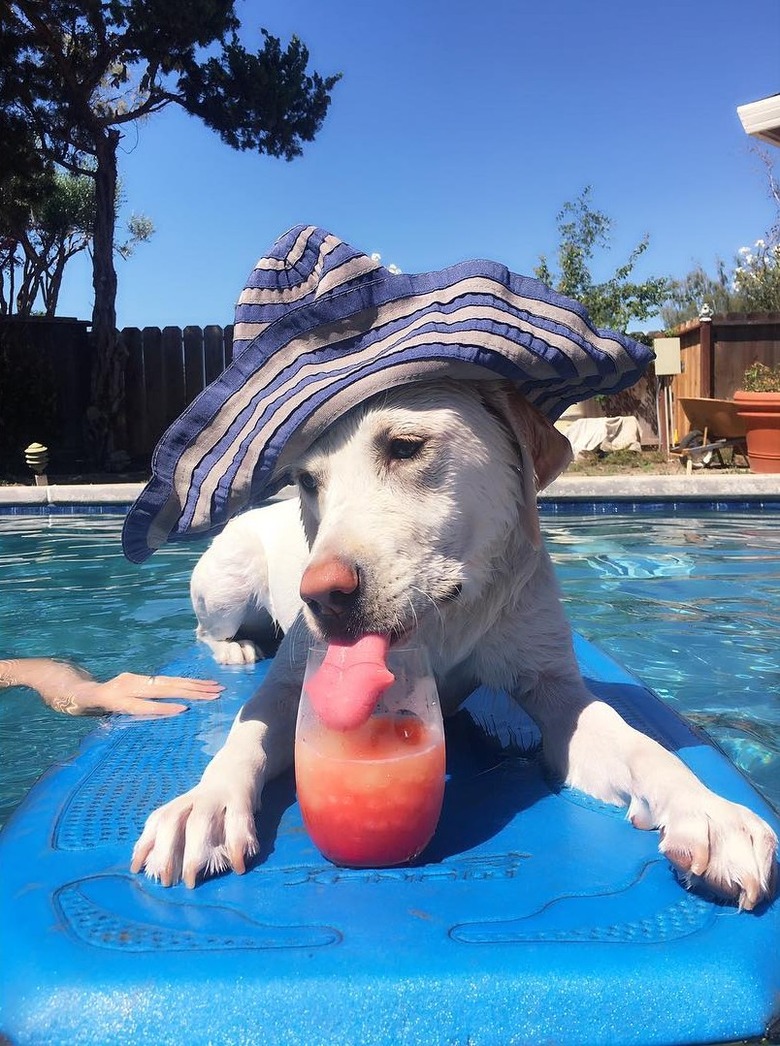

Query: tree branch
<box><xmin>111</xmin><ymin>88</ymin><xmax>184</xmax><ymax>125</ymax></box>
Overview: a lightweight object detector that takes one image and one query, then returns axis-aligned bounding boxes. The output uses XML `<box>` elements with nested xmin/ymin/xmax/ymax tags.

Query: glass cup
<box><xmin>295</xmin><ymin>643</ymin><xmax>446</xmax><ymax>867</ymax></box>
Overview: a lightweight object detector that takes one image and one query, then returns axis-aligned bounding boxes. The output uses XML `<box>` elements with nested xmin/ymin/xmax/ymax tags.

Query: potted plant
<box><xmin>734</xmin><ymin>361</ymin><xmax>780</xmax><ymax>473</ymax></box>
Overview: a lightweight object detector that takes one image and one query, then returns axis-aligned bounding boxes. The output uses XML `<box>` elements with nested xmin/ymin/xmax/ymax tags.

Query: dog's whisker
<box><xmin>409</xmin><ymin>586</ymin><xmax>446</xmax><ymax>632</ymax></box>
<box><xmin>405</xmin><ymin>592</ymin><xmax>422</xmax><ymax>634</ymax></box>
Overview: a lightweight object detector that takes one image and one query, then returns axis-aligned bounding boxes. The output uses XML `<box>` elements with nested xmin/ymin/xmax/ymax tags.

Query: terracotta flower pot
<box><xmin>734</xmin><ymin>391</ymin><xmax>780</xmax><ymax>473</ymax></box>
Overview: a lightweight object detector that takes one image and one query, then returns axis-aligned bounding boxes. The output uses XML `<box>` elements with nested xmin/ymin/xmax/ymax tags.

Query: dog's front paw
<box><xmin>130</xmin><ymin>786</ymin><xmax>259</xmax><ymax>888</ymax></box>
<box><xmin>654</xmin><ymin>790</ymin><xmax>777</xmax><ymax>910</ymax></box>
<box><xmin>210</xmin><ymin>638</ymin><xmax>262</xmax><ymax>665</ymax></box>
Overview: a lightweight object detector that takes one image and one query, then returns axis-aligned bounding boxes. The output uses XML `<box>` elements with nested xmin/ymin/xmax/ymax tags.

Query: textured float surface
<box><xmin>1</xmin><ymin>637</ymin><xmax>778</xmax><ymax>1046</ymax></box>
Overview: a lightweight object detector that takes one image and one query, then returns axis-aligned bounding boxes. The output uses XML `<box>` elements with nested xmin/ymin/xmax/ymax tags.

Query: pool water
<box><xmin>547</xmin><ymin>512</ymin><xmax>779</xmax><ymax>811</ymax></box>
<box><xmin>0</xmin><ymin>512</ymin><xmax>778</xmax><ymax>829</ymax></box>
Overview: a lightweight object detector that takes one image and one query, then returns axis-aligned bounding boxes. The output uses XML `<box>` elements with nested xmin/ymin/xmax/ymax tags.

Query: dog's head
<box><xmin>292</xmin><ymin>380</ymin><xmax>572</xmax><ymax>659</ymax></box>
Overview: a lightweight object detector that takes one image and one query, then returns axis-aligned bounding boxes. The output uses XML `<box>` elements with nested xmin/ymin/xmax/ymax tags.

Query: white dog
<box><xmin>132</xmin><ymin>380</ymin><xmax>777</xmax><ymax>908</ymax></box>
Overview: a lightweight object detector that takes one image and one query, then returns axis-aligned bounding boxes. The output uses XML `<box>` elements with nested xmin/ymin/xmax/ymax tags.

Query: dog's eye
<box><xmin>388</xmin><ymin>437</ymin><xmax>425</xmax><ymax>460</ymax></box>
<box><xmin>297</xmin><ymin>471</ymin><xmax>318</xmax><ymax>493</ymax></box>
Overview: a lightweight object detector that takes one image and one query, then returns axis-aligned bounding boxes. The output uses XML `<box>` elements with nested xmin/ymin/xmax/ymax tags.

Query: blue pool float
<box><xmin>1</xmin><ymin>635</ymin><xmax>778</xmax><ymax>1046</ymax></box>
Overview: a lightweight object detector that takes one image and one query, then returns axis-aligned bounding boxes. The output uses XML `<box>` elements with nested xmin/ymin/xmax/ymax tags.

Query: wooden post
<box><xmin>183</xmin><ymin>326</ymin><xmax>205</xmax><ymax>405</ymax></box>
<box><xmin>142</xmin><ymin>326</ymin><xmax>165</xmax><ymax>450</ymax></box>
<box><xmin>700</xmin><ymin>314</ymin><xmax>714</xmax><ymax>399</ymax></box>
<box><xmin>162</xmin><ymin>326</ymin><xmax>186</xmax><ymax>426</ymax></box>
<box><xmin>204</xmin><ymin>325</ymin><xmax>225</xmax><ymax>385</ymax></box>
<box><xmin>657</xmin><ymin>376</ymin><xmax>669</xmax><ymax>455</ymax></box>
<box><xmin>122</xmin><ymin>327</ymin><xmax>145</xmax><ymax>459</ymax></box>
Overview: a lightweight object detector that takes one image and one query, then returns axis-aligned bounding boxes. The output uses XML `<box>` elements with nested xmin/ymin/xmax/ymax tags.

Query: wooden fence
<box><xmin>0</xmin><ymin>319</ymin><xmax>234</xmax><ymax>474</ymax></box>
<box><xmin>120</xmin><ymin>313</ymin><xmax>779</xmax><ymax>459</ymax></box>
<box><xmin>1</xmin><ymin>316</ymin><xmax>94</xmax><ymax>472</ymax></box>
<box><xmin>122</xmin><ymin>324</ymin><xmax>233</xmax><ymax>461</ymax></box>
<box><xmin>3</xmin><ymin>312</ymin><xmax>780</xmax><ymax>475</ymax></box>
<box><xmin>671</xmin><ymin>313</ymin><xmax>780</xmax><ymax>441</ymax></box>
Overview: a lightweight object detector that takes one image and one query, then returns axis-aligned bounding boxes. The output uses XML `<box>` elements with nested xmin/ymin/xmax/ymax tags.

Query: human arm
<box><xmin>0</xmin><ymin>658</ymin><xmax>223</xmax><ymax>717</ymax></box>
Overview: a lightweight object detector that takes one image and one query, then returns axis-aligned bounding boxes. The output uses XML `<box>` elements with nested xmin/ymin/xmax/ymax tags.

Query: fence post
<box><xmin>183</xmin><ymin>325</ymin><xmax>205</xmax><ymax>405</ymax></box>
<box><xmin>204</xmin><ymin>325</ymin><xmax>225</xmax><ymax>385</ymax></box>
<box><xmin>142</xmin><ymin>326</ymin><xmax>165</xmax><ymax>451</ymax></box>
<box><xmin>162</xmin><ymin>326</ymin><xmax>186</xmax><ymax>426</ymax></box>
<box><xmin>700</xmin><ymin>313</ymin><xmax>714</xmax><ymax>399</ymax></box>
<box><xmin>122</xmin><ymin>327</ymin><xmax>145</xmax><ymax>459</ymax></box>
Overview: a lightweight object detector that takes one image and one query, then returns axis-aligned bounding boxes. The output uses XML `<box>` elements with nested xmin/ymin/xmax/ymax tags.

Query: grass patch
<box><xmin>568</xmin><ymin>450</ymin><xmax>687</xmax><ymax>476</ymax></box>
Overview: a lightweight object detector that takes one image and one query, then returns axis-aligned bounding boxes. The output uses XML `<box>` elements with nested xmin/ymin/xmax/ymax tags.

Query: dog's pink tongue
<box><xmin>306</xmin><ymin>634</ymin><xmax>394</xmax><ymax>731</ymax></box>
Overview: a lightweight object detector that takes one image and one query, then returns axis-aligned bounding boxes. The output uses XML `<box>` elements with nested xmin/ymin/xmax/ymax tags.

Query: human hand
<box><xmin>70</xmin><ymin>672</ymin><xmax>224</xmax><ymax>717</ymax></box>
<box><xmin>0</xmin><ymin>658</ymin><xmax>223</xmax><ymax>717</ymax></box>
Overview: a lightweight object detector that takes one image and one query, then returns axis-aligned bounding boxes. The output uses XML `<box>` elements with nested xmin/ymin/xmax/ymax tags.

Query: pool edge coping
<box><xmin>2</xmin><ymin>474</ymin><xmax>779</xmax><ymax>508</ymax></box>
<box><xmin>0</xmin><ymin>482</ymin><xmax>146</xmax><ymax>505</ymax></box>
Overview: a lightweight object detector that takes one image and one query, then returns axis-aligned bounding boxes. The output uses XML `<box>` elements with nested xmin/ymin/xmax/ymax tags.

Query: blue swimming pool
<box><xmin>0</xmin><ymin>511</ymin><xmax>778</xmax><ymax>828</ymax></box>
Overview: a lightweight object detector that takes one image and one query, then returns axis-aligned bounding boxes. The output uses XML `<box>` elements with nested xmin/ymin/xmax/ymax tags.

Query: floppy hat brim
<box><xmin>122</xmin><ymin>225</ymin><xmax>654</xmax><ymax>563</ymax></box>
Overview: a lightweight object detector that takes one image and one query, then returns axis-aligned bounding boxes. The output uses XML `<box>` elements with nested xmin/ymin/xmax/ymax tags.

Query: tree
<box><xmin>732</xmin><ymin>239</ymin><xmax>780</xmax><ymax>311</ymax></box>
<box><xmin>1</xmin><ymin>168</ymin><xmax>93</xmax><ymax>316</ymax></box>
<box><xmin>662</xmin><ymin>149</ymin><xmax>780</xmax><ymax>328</ymax></box>
<box><xmin>661</xmin><ymin>242</ymin><xmax>780</xmax><ymax>329</ymax></box>
<box><xmin>660</xmin><ymin>260</ymin><xmax>736</xmax><ymax>329</ymax></box>
<box><xmin>0</xmin><ymin>168</ymin><xmax>153</xmax><ymax>317</ymax></box>
<box><xmin>2</xmin><ymin>2</ymin><xmax>339</xmax><ymax>461</ymax></box>
<box><xmin>751</xmin><ymin>145</ymin><xmax>780</xmax><ymax>248</ymax></box>
<box><xmin>535</xmin><ymin>187</ymin><xmax>672</xmax><ymax>331</ymax></box>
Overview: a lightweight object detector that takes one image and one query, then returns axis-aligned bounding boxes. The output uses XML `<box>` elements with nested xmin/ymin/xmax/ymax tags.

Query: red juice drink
<box><xmin>295</xmin><ymin>643</ymin><xmax>446</xmax><ymax>867</ymax></box>
<box><xmin>296</xmin><ymin>712</ymin><xmax>445</xmax><ymax>867</ymax></box>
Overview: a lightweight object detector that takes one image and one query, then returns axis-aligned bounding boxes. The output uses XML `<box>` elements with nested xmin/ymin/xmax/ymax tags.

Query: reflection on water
<box><xmin>0</xmin><ymin>512</ymin><xmax>778</xmax><ymax>828</ymax></box>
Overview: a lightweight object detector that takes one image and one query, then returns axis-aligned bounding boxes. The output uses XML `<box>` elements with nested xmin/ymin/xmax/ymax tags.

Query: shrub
<box><xmin>741</xmin><ymin>361</ymin><xmax>780</xmax><ymax>393</ymax></box>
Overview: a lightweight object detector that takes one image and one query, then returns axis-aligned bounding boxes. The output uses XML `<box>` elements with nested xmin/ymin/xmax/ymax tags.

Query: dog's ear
<box><xmin>482</xmin><ymin>384</ymin><xmax>573</xmax><ymax>548</ymax></box>
<box><xmin>491</xmin><ymin>387</ymin><xmax>573</xmax><ymax>489</ymax></box>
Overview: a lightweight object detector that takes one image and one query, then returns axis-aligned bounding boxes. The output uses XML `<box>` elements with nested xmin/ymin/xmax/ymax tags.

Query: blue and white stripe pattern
<box><xmin>122</xmin><ymin>225</ymin><xmax>654</xmax><ymax>563</ymax></box>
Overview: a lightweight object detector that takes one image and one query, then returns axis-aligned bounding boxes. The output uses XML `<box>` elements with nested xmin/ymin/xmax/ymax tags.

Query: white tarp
<box><xmin>560</xmin><ymin>416</ymin><xmax>642</xmax><ymax>459</ymax></box>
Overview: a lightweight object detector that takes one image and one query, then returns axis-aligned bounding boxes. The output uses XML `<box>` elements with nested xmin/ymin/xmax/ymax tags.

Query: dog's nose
<box><xmin>300</xmin><ymin>557</ymin><xmax>360</xmax><ymax>619</ymax></box>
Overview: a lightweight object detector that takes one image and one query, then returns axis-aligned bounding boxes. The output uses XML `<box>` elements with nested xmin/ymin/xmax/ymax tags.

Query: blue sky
<box><xmin>55</xmin><ymin>0</ymin><xmax>780</xmax><ymax>331</ymax></box>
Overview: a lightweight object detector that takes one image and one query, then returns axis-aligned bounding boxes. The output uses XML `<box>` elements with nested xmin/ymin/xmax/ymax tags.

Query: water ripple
<box><xmin>1</xmin><ymin>512</ymin><xmax>778</xmax><ymax>826</ymax></box>
<box><xmin>546</xmin><ymin>512</ymin><xmax>780</xmax><ymax>810</ymax></box>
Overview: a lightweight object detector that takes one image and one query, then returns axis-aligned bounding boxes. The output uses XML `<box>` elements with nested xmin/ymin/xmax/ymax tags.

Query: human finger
<box><xmin>142</xmin><ymin>675</ymin><xmax>224</xmax><ymax>700</ymax></box>
<box><xmin>105</xmin><ymin>695</ymin><xmax>188</xmax><ymax>717</ymax></box>
<box><xmin>103</xmin><ymin>673</ymin><xmax>222</xmax><ymax>703</ymax></box>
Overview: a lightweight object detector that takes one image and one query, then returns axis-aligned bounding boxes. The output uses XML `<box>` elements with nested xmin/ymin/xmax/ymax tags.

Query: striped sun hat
<box><xmin>122</xmin><ymin>225</ymin><xmax>654</xmax><ymax>563</ymax></box>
